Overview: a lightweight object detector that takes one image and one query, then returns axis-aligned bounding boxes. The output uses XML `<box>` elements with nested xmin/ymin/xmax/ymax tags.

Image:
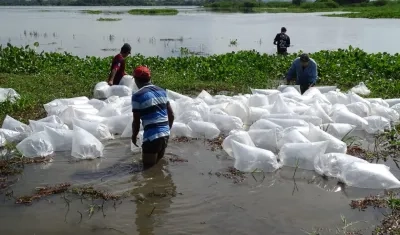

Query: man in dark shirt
<box><xmin>273</xmin><ymin>27</ymin><xmax>290</xmax><ymax>55</ymax></box>
<box><xmin>107</xmin><ymin>43</ymin><xmax>131</xmax><ymax>86</ymax></box>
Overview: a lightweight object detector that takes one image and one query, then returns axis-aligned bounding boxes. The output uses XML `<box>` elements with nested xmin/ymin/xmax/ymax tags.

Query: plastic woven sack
<box><xmin>248</xmin><ymin>107</ymin><xmax>270</xmax><ymax>125</ymax></box>
<box><xmin>29</xmin><ymin>120</ymin><xmax>69</xmax><ymax>133</ymax></box>
<box><xmin>0</xmin><ymin>128</ymin><xmax>24</xmax><ymax>145</ymax></box>
<box><xmin>350</xmin><ymin>82</ymin><xmax>371</xmax><ymax>96</ymax></box>
<box><xmin>277</xmin><ymin>127</ymin><xmax>310</xmax><ymax>150</ymax></box>
<box><xmin>264</xmin><ymin>118</ymin><xmax>308</xmax><ymax>129</ymax></box>
<box><xmin>177</xmin><ymin>111</ymin><xmax>203</xmax><ymax>124</ymax></box>
<box><xmin>248</xmin><ymin>94</ymin><xmax>269</xmax><ymax>107</ymax></box>
<box><xmin>231</xmin><ymin>140</ymin><xmax>281</xmax><ymax>173</ymax></box>
<box><xmin>331</xmin><ymin>109</ymin><xmax>368</xmax><ymax>128</ymax></box>
<box><xmin>71</xmin><ymin>125</ymin><xmax>104</xmax><ymax>160</ymax></box>
<box><xmin>109</xmin><ymin>85</ymin><xmax>132</xmax><ymax>97</ymax></box>
<box><xmin>0</xmin><ymin>88</ymin><xmax>20</xmax><ymax>103</ymax></box>
<box><xmin>248</xmin><ymin>129</ymin><xmax>279</xmax><ymax>153</ymax></box>
<box><xmin>119</xmin><ymin>75</ymin><xmax>139</xmax><ymax>93</ymax></box>
<box><xmin>346</xmin><ymin>102</ymin><xmax>370</xmax><ymax>117</ymax></box>
<box><xmin>385</xmin><ymin>98</ymin><xmax>400</xmax><ymax>107</ymax></box>
<box><xmin>314</xmin><ymin>153</ymin><xmax>368</xmax><ymax>178</ymax></box>
<box><xmin>222</xmin><ymin>130</ymin><xmax>255</xmax><ymax>158</ymax></box>
<box><xmin>302</xmin><ymin>87</ymin><xmax>322</xmax><ymax>97</ymax></box>
<box><xmin>60</xmin><ymin>105</ymin><xmax>99</xmax><ymax>127</ymax></box>
<box><xmin>177</xmin><ymin>98</ymin><xmax>210</xmax><ymax>121</ymax></box>
<box><xmin>340</xmin><ymin>162</ymin><xmax>400</xmax><ymax>189</ymax></box>
<box><xmin>170</xmin><ymin>122</ymin><xmax>193</xmax><ymax>138</ymax></box>
<box><xmin>270</xmin><ymin>95</ymin><xmax>294</xmax><ymax>114</ymax></box>
<box><xmin>370</xmin><ymin>103</ymin><xmax>399</xmax><ymax>122</ymax></box>
<box><xmin>88</xmin><ymin>99</ymin><xmax>107</xmax><ymax>111</ymax></box>
<box><xmin>188</xmin><ymin>121</ymin><xmax>220</xmax><ymax>139</ymax></box>
<box><xmin>277</xmin><ymin>85</ymin><xmax>301</xmax><ymax>94</ymax></box>
<box><xmin>250</xmin><ymin>88</ymin><xmax>280</xmax><ymax>96</ymax></box>
<box><xmin>38</xmin><ymin>115</ymin><xmax>63</xmax><ymax>124</ymax></box>
<box><xmin>249</xmin><ymin>119</ymin><xmax>283</xmax><ymax>131</ymax></box>
<box><xmin>73</xmin><ymin>118</ymin><xmax>113</xmax><ymax>140</ymax></box>
<box><xmin>362</xmin><ymin>116</ymin><xmax>391</xmax><ymax>134</ymax></box>
<box><xmin>2</xmin><ymin>115</ymin><xmax>30</xmax><ymax>133</ymax></box>
<box><xmin>167</xmin><ymin>90</ymin><xmax>190</xmax><ymax>101</ymax></box>
<box><xmin>74</xmin><ymin>110</ymin><xmax>107</xmax><ymax>123</ymax></box>
<box><xmin>224</xmin><ymin>100</ymin><xmax>249</xmax><ymax>122</ymax></box>
<box><xmin>97</xmin><ymin>102</ymin><xmax>123</xmax><ymax>117</ymax></box>
<box><xmin>366</xmin><ymin>98</ymin><xmax>390</xmax><ymax>108</ymax></box>
<box><xmin>324</xmin><ymin>91</ymin><xmax>349</xmax><ymax>105</ymax></box>
<box><xmin>390</xmin><ymin>103</ymin><xmax>400</xmax><ymax>116</ymax></box>
<box><xmin>103</xmin><ymin>113</ymin><xmax>132</xmax><ymax>135</ymax></box>
<box><xmin>320</xmin><ymin>123</ymin><xmax>356</xmax><ymax>140</ymax></box>
<box><xmin>45</xmin><ymin>97</ymin><xmax>89</xmax><ymax>111</ymax></box>
<box><xmin>279</xmin><ymin>141</ymin><xmax>329</xmax><ymax>170</ymax></box>
<box><xmin>44</xmin><ymin>126</ymin><xmax>73</xmax><ymax>152</ymax></box>
<box><xmin>303</xmin><ymin>101</ymin><xmax>333</xmax><ymax>124</ymax></box>
<box><xmin>314</xmin><ymin>86</ymin><xmax>337</xmax><ymax>94</ymax></box>
<box><xmin>306</xmin><ymin>124</ymin><xmax>347</xmax><ymax>154</ymax></box>
<box><xmin>197</xmin><ymin>90</ymin><xmax>215</xmax><ymax>105</ymax></box>
<box><xmin>94</xmin><ymin>82</ymin><xmax>110</xmax><ymax>99</ymax></box>
<box><xmin>209</xmin><ymin>114</ymin><xmax>243</xmax><ymax>133</ymax></box>
<box><xmin>16</xmin><ymin>131</ymin><xmax>54</xmax><ymax>158</ymax></box>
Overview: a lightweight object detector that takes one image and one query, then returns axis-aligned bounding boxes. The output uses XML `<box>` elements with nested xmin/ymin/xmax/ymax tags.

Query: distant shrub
<box><xmin>301</xmin><ymin>0</ymin><xmax>339</xmax><ymax>9</ymax></box>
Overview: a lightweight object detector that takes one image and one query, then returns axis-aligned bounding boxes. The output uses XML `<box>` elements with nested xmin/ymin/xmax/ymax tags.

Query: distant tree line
<box><xmin>0</xmin><ymin>0</ymin><xmax>204</xmax><ymax>6</ymax></box>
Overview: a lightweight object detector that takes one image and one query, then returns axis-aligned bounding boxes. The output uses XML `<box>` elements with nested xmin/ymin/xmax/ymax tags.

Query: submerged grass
<box><xmin>127</xmin><ymin>8</ymin><xmax>178</xmax><ymax>15</ymax></box>
<box><xmin>96</xmin><ymin>17</ymin><xmax>121</xmax><ymax>21</ymax></box>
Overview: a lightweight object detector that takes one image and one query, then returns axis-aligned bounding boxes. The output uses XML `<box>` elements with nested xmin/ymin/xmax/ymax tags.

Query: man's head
<box><xmin>300</xmin><ymin>53</ymin><xmax>310</xmax><ymax>67</ymax></box>
<box><xmin>120</xmin><ymin>43</ymin><xmax>131</xmax><ymax>58</ymax></box>
<box><xmin>133</xmin><ymin>66</ymin><xmax>151</xmax><ymax>88</ymax></box>
<box><xmin>281</xmin><ymin>27</ymin><xmax>287</xmax><ymax>33</ymax></box>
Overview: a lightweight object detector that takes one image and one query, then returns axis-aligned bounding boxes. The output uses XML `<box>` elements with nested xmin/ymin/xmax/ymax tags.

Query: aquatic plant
<box><xmin>127</xmin><ymin>8</ymin><xmax>178</xmax><ymax>15</ymax></box>
<box><xmin>96</xmin><ymin>17</ymin><xmax>121</xmax><ymax>21</ymax></box>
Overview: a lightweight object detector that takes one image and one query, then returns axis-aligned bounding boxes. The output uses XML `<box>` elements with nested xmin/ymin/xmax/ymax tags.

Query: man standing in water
<box><xmin>286</xmin><ymin>53</ymin><xmax>318</xmax><ymax>95</ymax></box>
<box><xmin>273</xmin><ymin>27</ymin><xmax>290</xmax><ymax>55</ymax></box>
<box><xmin>107</xmin><ymin>43</ymin><xmax>131</xmax><ymax>86</ymax></box>
<box><xmin>131</xmin><ymin>66</ymin><xmax>175</xmax><ymax>169</ymax></box>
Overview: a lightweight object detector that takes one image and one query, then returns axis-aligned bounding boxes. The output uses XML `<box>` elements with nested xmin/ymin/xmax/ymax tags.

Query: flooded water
<box><xmin>1</xmin><ymin>6</ymin><xmax>400</xmax><ymax>57</ymax></box>
<box><xmin>1</xmin><ymin>135</ymin><xmax>399</xmax><ymax>234</ymax></box>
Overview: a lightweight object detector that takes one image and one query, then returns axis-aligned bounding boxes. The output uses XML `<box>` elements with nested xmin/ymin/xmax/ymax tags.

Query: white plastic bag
<box><xmin>119</xmin><ymin>75</ymin><xmax>139</xmax><ymax>93</ymax></box>
<box><xmin>71</xmin><ymin>125</ymin><xmax>104</xmax><ymax>160</ymax></box>
<box><xmin>224</xmin><ymin>100</ymin><xmax>249</xmax><ymax>122</ymax></box>
<box><xmin>209</xmin><ymin>114</ymin><xmax>243</xmax><ymax>133</ymax></box>
<box><xmin>0</xmin><ymin>128</ymin><xmax>24</xmax><ymax>145</ymax></box>
<box><xmin>44</xmin><ymin>126</ymin><xmax>73</xmax><ymax>152</ymax></box>
<box><xmin>370</xmin><ymin>103</ymin><xmax>399</xmax><ymax>122</ymax></box>
<box><xmin>390</xmin><ymin>103</ymin><xmax>400</xmax><ymax>116</ymax></box>
<box><xmin>324</xmin><ymin>91</ymin><xmax>349</xmax><ymax>105</ymax></box>
<box><xmin>303</xmin><ymin>101</ymin><xmax>333</xmax><ymax>124</ymax></box>
<box><xmin>306</xmin><ymin>124</ymin><xmax>347</xmax><ymax>154</ymax></box>
<box><xmin>249</xmin><ymin>119</ymin><xmax>283</xmax><ymax>131</ymax></box>
<box><xmin>362</xmin><ymin>116</ymin><xmax>391</xmax><ymax>134</ymax></box>
<box><xmin>314</xmin><ymin>86</ymin><xmax>337</xmax><ymax>94</ymax></box>
<box><xmin>248</xmin><ymin>94</ymin><xmax>269</xmax><ymax>107</ymax></box>
<box><xmin>350</xmin><ymin>82</ymin><xmax>371</xmax><ymax>96</ymax></box>
<box><xmin>366</xmin><ymin>98</ymin><xmax>389</xmax><ymax>108</ymax></box>
<box><xmin>277</xmin><ymin>127</ymin><xmax>310</xmax><ymax>149</ymax></box>
<box><xmin>75</xmin><ymin>110</ymin><xmax>107</xmax><ymax>123</ymax></box>
<box><xmin>131</xmin><ymin>131</ymin><xmax>143</xmax><ymax>154</ymax></box>
<box><xmin>88</xmin><ymin>99</ymin><xmax>107</xmax><ymax>111</ymax></box>
<box><xmin>346</xmin><ymin>102</ymin><xmax>370</xmax><ymax>117</ymax></box>
<box><xmin>264</xmin><ymin>118</ymin><xmax>308</xmax><ymax>129</ymax></box>
<box><xmin>270</xmin><ymin>95</ymin><xmax>294</xmax><ymax>114</ymax></box>
<box><xmin>247</xmin><ymin>107</ymin><xmax>270</xmax><ymax>124</ymax></box>
<box><xmin>94</xmin><ymin>82</ymin><xmax>110</xmax><ymax>99</ymax></box>
<box><xmin>320</xmin><ymin>123</ymin><xmax>356</xmax><ymax>140</ymax></box>
<box><xmin>302</xmin><ymin>87</ymin><xmax>322</xmax><ymax>97</ymax></box>
<box><xmin>341</xmin><ymin>162</ymin><xmax>400</xmax><ymax>189</ymax></box>
<box><xmin>104</xmin><ymin>113</ymin><xmax>132</xmax><ymax>135</ymax></box>
<box><xmin>97</xmin><ymin>102</ymin><xmax>123</xmax><ymax>117</ymax></box>
<box><xmin>16</xmin><ymin>131</ymin><xmax>54</xmax><ymax>157</ymax></box>
<box><xmin>279</xmin><ymin>141</ymin><xmax>329</xmax><ymax>170</ymax></box>
<box><xmin>167</xmin><ymin>90</ymin><xmax>190</xmax><ymax>101</ymax></box>
<box><xmin>197</xmin><ymin>90</ymin><xmax>214</xmax><ymax>104</ymax></box>
<box><xmin>385</xmin><ymin>98</ymin><xmax>400</xmax><ymax>107</ymax></box>
<box><xmin>0</xmin><ymin>88</ymin><xmax>20</xmax><ymax>103</ymax></box>
<box><xmin>60</xmin><ymin>105</ymin><xmax>98</xmax><ymax>127</ymax></box>
<box><xmin>231</xmin><ymin>140</ymin><xmax>281</xmax><ymax>173</ymax></box>
<box><xmin>222</xmin><ymin>130</ymin><xmax>255</xmax><ymax>158</ymax></box>
<box><xmin>177</xmin><ymin>98</ymin><xmax>210</xmax><ymax>121</ymax></box>
<box><xmin>38</xmin><ymin>115</ymin><xmax>63</xmax><ymax>124</ymax></box>
<box><xmin>109</xmin><ymin>85</ymin><xmax>132</xmax><ymax>97</ymax></box>
<box><xmin>314</xmin><ymin>153</ymin><xmax>368</xmax><ymax>178</ymax></box>
<box><xmin>331</xmin><ymin>109</ymin><xmax>368</xmax><ymax>128</ymax></box>
<box><xmin>188</xmin><ymin>121</ymin><xmax>220</xmax><ymax>139</ymax></box>
<box><xmin>250</xmin><ymin>88</ymin><xmax>280</xmax><ymax>96</ymax></box>
<box><xmin>73</xmin><ymin>118</ymin><xmax>113</xmax><ymax>140</ymax></box>
<box><xmin>177</xmin><ymin>111</ymin><xmax>203</xmax><ymax>124</ymax></box>
<box><xmin>2</xmin><ymin>115</ymin><xmax>30</xmax><ymax>133</ymax></box>
<box><xmin>29</xmin><ymin>120</ymin><xmax>69</xmax><ymax>133</ymax></box>
<box><xmin>248</xmin><ymin>129</ymin><xmax>279</xmax><ymax>153</ymax></box>
<box><xmin>170</xmin><ymin>122</ymin><xmax>193</xmax><ymax>138</ymax></box>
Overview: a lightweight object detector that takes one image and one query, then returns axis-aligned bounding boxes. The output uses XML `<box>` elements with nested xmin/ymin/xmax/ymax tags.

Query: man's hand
<box><xmin>131</xmin><ymin>135</ymin><xmax>138</xmax><ymax>147</ymax></box>
<box><xmin>107</xmin><ymin>80</ymin><xmax>113</xmax><ymax>86</ymax></box>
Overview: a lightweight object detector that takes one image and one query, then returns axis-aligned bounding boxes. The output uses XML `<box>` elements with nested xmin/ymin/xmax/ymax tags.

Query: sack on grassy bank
<box><xmin>0</xmin><ymin>88</ymin><xmax>20</xmax><ymax>103</ymax></box>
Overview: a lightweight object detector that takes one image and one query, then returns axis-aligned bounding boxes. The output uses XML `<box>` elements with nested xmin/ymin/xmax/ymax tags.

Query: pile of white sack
<box><xmin>1</xmin><ymin>78</ymin><xmax>400</xmax><ymax>189</ymax></box>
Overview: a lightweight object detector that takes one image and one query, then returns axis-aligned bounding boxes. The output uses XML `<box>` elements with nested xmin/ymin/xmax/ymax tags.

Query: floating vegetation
<box><xmin>81</xmin><ymin>10</ymin><xmax>102</xmax><ymax>14</ymax></box>
<box><xmin>15</xmin><ymin>183</ymin><xmax>71</xmax><ymax>205</ymax></box>
<box><xmin>97</xmin><ymin>18</ymin><xmax>122</xmax><ymax>22</ymax></box>
<box><xmin>127</xmin><ymin>8</ymin><xmax>178</xmax><ymax>15</ymax></box>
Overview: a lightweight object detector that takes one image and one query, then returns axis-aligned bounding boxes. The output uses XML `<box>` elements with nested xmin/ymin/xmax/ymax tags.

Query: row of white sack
<box><xmin>221</xmin><ymin>129</ymin><xmax>400</xmax><ymax>189</ymax></box>
<box><xmin>0</xmin><ymin>88</ymin><xmax>20</xmax><ymax>103</ymax></box>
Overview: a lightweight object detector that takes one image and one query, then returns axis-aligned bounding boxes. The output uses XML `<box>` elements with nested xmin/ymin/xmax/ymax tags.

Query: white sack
<box><xmin>248</xmin><ymin>94</ymin><xmax>269</xmax><ymax>107</ymax></box>
<box><xmin>264</xmin><ymin>118</ymin><xmax>309</xmax><ymax>129</ymax></box>
<box><xmin>73</xmin><ymin>118</ymin><xmax>113</xmax><ymax>140</ymax></box>
<box><xmin>320</xmin><ymin>123</ymin><xmax>356</xmax><ymax>140</ymax></box>
<box><xmin>306</xmin><ymin>124</ymin><xmax>347</xmax><ymax>154</ymax></box>
<box><xmin>170</xmin><ymin>122</ymin><xmax>193</xmax><ymax>138</ymax></box>
<box><xmin>0</xmin><ymin>88</ymin><xmax>20</xmax><ymax>103</ymax></box>
<box><xmin>370</xmin><ymin>103</ymin><xmax>399</xmax><ymax>122</ymax></box>
<box><xmin>277</xmin><ymin>127</ymin><xmax>310</xmax><ymax>149</ymax></box>
<box><xmin>346</xmin><ymin>102</ymin><xmax>370</xmax><ymax>117</ymax></box>
<box><xmin>350</xmin><ymin>82</ymin><xmax>371</xmax><ymax>96</ymax></box>
<box><xmin>363</xmin><ymin>116</ymin><xmax>391</xmax><ymax>134</ymax></box>
<box><xmin>93</xmin><ymin>82</ymin><xmax>110</xmax><ymax>99</ymax></box>
<box><xmin>188</xmin><ymin>121</ymin><xmax>220</xmax><ymax>139</ymax></box>
<box><xmin>209</xmin><ymin>114</ymin><xmax>243</xmax><ymax>133</ymax></box>
<box><xmin>331</xmin><ymin>109</ymin><xmax>368</xmax><ymax>128</ymax></box>
<box><xmin>303</xmin><ymin>101</ymin><xmax>333</xmax><ymax>124</ymax></box>
<box><xmin>71</xmin><ymin>125</ymin><xmax>104</xmax><ymax>160</ymax></box>
<box><xmin>2</xmin><ymin>115</ymin><xmax>30</xmax><ymax>133</ymax></box>
<box><xmin>279</xmin><ymin>141</ymin><xmax>329</xmax><ymax>170</ymax></box>
<box><xmin>109</xmin><ymin>85</ymin><xmax>132</xmax><ymax>97</ymax></box>
<box><xmin>222</xmin><ymin>130</ymin><xmax>255</xmax><ymax>158</ymax></box>
<box><xmin>29</xmin><ymin>120</ymin><xmax>69</xmax><ymax>133</ymax></box>
<box><xmin>16</xmin><ymin>131</ymin><xmax>53</xmax><ymax>157</ymax></box>
<box><xmin>247</xmin><ymin>128</ymin><xmax>278</xmax><ymax>153</ymax></box>
<box><xmin>249</xmin><ymin>119</ymin><xmax>283</xmax><ymax>131</ymax></box>
<box><xmin>44</xmin><ymin>126</ymin><xmax>73</xmax><ymax>152</ymax></box>
<box><xmin>314</xmin><ymin>153</ymin><xmax>368</xmax><ymax>178</ymax></box>
<box><xmin>103</xmin><ymin>113</ymin><xmax>132</xmax><ymax>135</ymax></box>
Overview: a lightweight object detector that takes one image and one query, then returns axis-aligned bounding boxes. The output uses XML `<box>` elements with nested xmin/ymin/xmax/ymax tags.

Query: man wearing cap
<box><xmin>273</xmin><ymin>27</ymin><xmax>290</xmax><ymax>55</ymax></box>
<box><xmin>286</xmin><ymin>53</ymin><xmax>318</xmax><ymax>95</ymax></box>
<box><xmin>131</xmin><ymin>66</ymin><xmax>175</xmax><ymax>169</ymax></box>
<box><xmin>107</xmin><ymin>43</ymin><xmax>131</xmax><ymax>86</ymax></box>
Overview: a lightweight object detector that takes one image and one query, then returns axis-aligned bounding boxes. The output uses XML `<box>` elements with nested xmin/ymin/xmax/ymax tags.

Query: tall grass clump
<box><xmin>127</xmin><ymin>8</ymin><xmax>178</xmax><ymax>15</ymax></box>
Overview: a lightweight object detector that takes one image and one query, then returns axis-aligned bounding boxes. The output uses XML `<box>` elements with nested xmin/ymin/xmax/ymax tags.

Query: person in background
<box><xmin>131</xmin><ymin>66</ymin><xmax>175</xmax><ymax>169</ymax></box>
<box><xmin>107</xmin><ymin>43</ymin><xmax>131</xmax><ymax>86</ymax></box>
<box><xmin>286</xmin><ymin>53</ymin><xmax>318</xmax><ymax>95</ymax></box>
<box><xmin>273</xmin><ymin>27</ymin><xmax>290</xmax><ymax>55</ymax></box>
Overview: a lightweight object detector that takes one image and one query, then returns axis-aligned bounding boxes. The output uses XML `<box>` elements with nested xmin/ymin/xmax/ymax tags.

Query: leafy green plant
<box><xmin>127</xmin><ymin>8</ymin><xmax>178</xmax><ymax>15</ymax></box>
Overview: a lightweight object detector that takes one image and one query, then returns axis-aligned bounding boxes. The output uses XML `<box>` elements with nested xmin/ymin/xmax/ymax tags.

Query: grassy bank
<box><xmin>127</xmin><ymin>8</ymin><xmax>178</xmax><ymax>15</ymax></box>
<box><xmin>1</xmin><ymin>45</ymin><xmax>400</xmax><ymax>122</ymax></box>
<box><xmin>96</xmin><ymin>17</ymin><xmax>121</xmax><ymax>21</ymax></box>
<box><xmin>204</xmin><ymin>0</ymin><xmax>400</xmax><ymax>19</ymax></box>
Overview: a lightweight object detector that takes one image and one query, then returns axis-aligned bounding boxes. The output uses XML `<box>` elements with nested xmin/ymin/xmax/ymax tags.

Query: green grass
<box><xmin>81</xmin><ymin>10</ymin><xmax>102</xmax><ymax>14</ymax></box>
<box><xmin>96</xmin><ymin>17</ymin><xmax>121</xmax><ymax>21</ymax></box>
<box><xmin>1</xmin><ymin>44</ymin><xmax>400</xmax><ymax>123</ymax></box>
<box><xmin>204</xmin><ymin>0</ymin><xmax>400</xmax><ymax>19</ymax></box>
<box><xmin>127</xmin><ymin>8</ymin><xmax>178</xmax><ymax>15</ymax></box>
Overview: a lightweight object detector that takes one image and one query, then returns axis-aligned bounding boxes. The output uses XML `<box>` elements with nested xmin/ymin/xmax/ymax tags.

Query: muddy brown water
<box><xmin>0</xmin><ymin>134</ymin><xmax>399</xmax><ymax>235</ymax></box>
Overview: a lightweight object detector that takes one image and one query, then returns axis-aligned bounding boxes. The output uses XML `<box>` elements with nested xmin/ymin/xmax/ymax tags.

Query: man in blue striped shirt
<box><xmin>131</xmin><ymin>66</ymin><xmax>175</xmax><ymax>169</ymax></box>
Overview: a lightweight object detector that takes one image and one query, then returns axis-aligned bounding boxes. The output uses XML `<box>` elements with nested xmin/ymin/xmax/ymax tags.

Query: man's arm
<box><xmin>286</xmin><ymin>60</ymin><xmax>297</xmax><ymax>84</ymax></box>
<box><xmin>132</xmin><ymin>112</ymin><xmax>141</xmax><ymax>145</ymax></box>
<box><xmin>273</xmin><ymin>34</ymin><xmax>279</xmax><ymax>45</ymax></box>
<box><xmin>310</xmin><ymin>62</ymin><xmax>318</xmax><ymax>84</ymax></box>
<box><xmin>108</xmin><ymin>69</ymin><xmax>117</xmax><ymax>85</ymax></box>
<box><xmin>286</xmin><ymin>36</ymin><xmax>291</xmax><ymax>47</ymax></box>
<box><xmin>166</xmin><ymin>102</ymin><xmax>175</xmax><ymax>129</ymax></box>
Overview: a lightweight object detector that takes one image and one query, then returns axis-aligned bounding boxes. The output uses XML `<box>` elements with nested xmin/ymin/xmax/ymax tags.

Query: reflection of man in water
<box><xmin>133</xmin><ymin>159</ymin><xmax>176</xmax><ymax>235</ymax></box>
